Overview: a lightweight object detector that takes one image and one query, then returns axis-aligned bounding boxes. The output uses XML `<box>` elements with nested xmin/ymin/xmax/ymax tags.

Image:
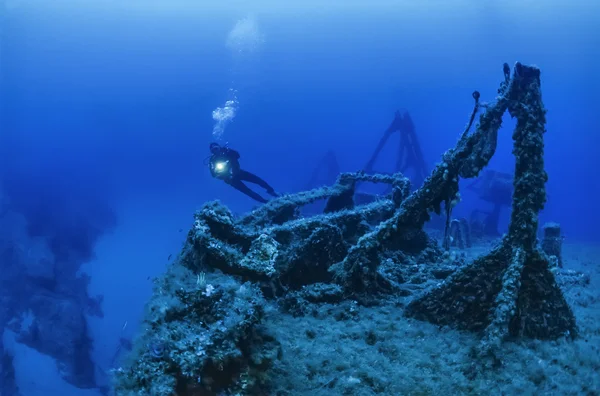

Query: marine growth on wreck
<box><xmin>113</xmin><ymin>62</ymin><xmax>580</xmax><ymax>395</ymax></box>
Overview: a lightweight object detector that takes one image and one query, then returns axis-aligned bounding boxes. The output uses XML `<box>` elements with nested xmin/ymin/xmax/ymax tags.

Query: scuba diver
<box><xmin>208</xmin><ymin>143</ymin><xmax>279</xmax><ymax>204</ymax></box>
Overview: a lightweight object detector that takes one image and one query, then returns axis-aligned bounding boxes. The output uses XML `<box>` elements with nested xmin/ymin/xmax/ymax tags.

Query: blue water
<box><xmin>0</xmin><ymin>0</ymin><xmax>598</xmax><ymax>394</ymax></box>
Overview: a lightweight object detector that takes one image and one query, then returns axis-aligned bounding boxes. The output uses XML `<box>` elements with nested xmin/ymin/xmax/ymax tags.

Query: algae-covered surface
<box><xmin>265</xmin><ymin>241</ymin><xmax>600</xmax><ymax>396</ymax></box>
<box><xmin>112</xmin><ymin>63</ymin><xmax>599</xmax><ymax>395</ymax></box>
<box><xmin>114</xmin><ymin>236</ymin><xmax>599</xmax><ymax>395</ymax></box>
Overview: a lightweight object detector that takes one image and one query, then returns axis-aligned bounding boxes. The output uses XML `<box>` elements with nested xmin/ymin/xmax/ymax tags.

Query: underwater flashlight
<box><xmin>214</xmin><ymin>161</ymin><xmax>229</xmax><ymax>174</ymax></box>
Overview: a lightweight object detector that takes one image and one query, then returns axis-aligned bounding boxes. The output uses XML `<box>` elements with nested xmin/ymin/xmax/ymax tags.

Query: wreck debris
<box><xmin>332</xmin><ymin>71</ymin><xmax>506</xmax><ymax>293</ymax></box>
<box><xmin>114</xmin><ymin>170</ymin><xmax>415</xmax><ymax>394</ymax></box>
<box><xmin>541</xmin><ymin>222</ymin><xmax>564</xmax><ymax>268</ymax></box>
<box><xmin>113</xmin><ymin>271</ymin><xmax>281</xmax><ymax>395</ymax></box>
<box><xmin>405</xmin><ymin>64</ymin><xmax>577</xmax><ymax>359</ymax></box>
<box><xmin>186</xmin><ymin>171</ymin><xmax>412</xmax><ymax>293</ymax></box>
<box><xmin>305</xmin><ymin>150</ymin><xmax>410</xmax><ymax>210</ymax></box>
<box><xmin>116</xmin><ymin>62</ymin><xmax>578</xmax><ymax>395</ymax></box>
<box><xmin>238</xmin><ymin>171</ymin><xmax>410</xmax><ymax>230</ymax></box>
<box><xmin>466</xmin><ymin>169</ymin><xmax>513</xmax><ymax>237</ymax></box>
<box><xmin>364</xmin><ymin>111</ymin><xmax>429</xmax><ymax>189</ymax></box>
<box><xmin>446</xmin><ymin>218</ymin><xmax>472</xmax><ymax>249</ymax></box>
<box><xmin>306</xmin><ymin>111</ymin><xmax>430</xmax><ymax>208</ymax></box>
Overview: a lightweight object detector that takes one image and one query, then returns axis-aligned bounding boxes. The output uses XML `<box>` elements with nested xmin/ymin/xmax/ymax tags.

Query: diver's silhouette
<box><xmin>208</xmin><ymin>143</ymin><xmax>278</xmax><ymax>204</ymax></box>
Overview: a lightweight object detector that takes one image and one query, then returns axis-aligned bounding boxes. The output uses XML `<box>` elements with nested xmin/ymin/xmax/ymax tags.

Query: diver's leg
<box><xmin>238</xmin><ymin>170</ymin><xmax>278</xmax><ymax>196</ymax></box>
<box><xmin>226</xmin><ymin>178</ymin><xmax>268</xmax><ymax>203</ymax></box>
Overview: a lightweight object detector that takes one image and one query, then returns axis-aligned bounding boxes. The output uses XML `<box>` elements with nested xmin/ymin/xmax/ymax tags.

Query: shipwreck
<box><xmin>113</xmin><ymin>62</ymin><xmax>577</xmax><ymax>395</ymax></box>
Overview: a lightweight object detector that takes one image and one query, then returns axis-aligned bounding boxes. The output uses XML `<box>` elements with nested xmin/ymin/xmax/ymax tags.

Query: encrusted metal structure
<box><xmin>404</xmin><ymin>63</ymin><xmax>577</xmax><ymax>360</ymax></box>
<box><xmin>114</xmin><ymin>63</ymin><xmax>577</xmax><ymax>395</ymax></box>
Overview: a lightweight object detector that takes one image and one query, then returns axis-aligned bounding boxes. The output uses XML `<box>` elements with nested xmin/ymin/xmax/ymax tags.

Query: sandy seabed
<box><xmin>266</xmin><ymin>240</ymin><xmax>600</xmax><ymax>396</ymax></box>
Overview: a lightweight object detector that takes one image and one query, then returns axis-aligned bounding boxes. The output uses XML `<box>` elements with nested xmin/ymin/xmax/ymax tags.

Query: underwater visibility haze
<box><xmin>0</xmin><ymin>0</ymin><xmax>599</xmax><ymax>395</ymax></box>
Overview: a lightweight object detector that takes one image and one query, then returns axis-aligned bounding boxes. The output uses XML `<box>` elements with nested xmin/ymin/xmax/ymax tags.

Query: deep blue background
<box><xmin>1</xmin><ymin>0</ymin><xmax>598</xmax><ymax>391</ymax></box>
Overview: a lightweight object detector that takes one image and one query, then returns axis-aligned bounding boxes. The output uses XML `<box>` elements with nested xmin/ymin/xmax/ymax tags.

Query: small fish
<box><xmin>167</xmin><ymin>254</ymin><xmax>172</xmax><ymax>261</ymax></box>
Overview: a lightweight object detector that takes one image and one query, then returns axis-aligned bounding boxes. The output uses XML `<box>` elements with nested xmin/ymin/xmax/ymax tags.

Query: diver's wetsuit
<box><xmin>209</xmin><ymin>144</ymin><xmax>278</xmax><ymax>204</ymax></box>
